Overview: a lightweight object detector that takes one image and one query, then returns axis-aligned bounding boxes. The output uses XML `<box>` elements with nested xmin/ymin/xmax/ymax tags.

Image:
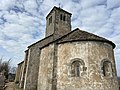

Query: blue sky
<box><xmin>0</xmin><ymin>0</ymin><xmax>120</xmax><ymax>76</ymax></box>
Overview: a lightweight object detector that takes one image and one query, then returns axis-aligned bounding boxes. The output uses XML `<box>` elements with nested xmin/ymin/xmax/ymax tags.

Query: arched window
<box><xmin>70</xmin><ymin>58</ymin><xmax>86</xmax><ymax>77</ymax></box>
<box><xmin>71</xmin><ymin>61</ymin><xmax>80</xmax><ymax>77</ymax></box>
<box><xmin>102</xmin><ymin>60</ymin><xmax>113</xmax><ymax>77</ymax></box>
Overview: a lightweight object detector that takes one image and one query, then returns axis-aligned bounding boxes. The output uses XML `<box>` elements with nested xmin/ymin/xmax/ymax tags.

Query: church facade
<box><xmin>15</xmin><ymin>6</ymin><xmax>119</xmax><ymax>90</ymax></box>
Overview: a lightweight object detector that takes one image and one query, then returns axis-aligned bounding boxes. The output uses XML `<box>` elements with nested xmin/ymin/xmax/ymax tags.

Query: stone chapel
<box><xmin>15</xmin><ymin>6</ymin><xmax>119</xmax><ymax>90</ymax></box>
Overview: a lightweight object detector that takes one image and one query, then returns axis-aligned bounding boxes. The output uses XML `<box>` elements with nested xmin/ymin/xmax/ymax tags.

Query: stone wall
<box><xmin>46</xmin><ymin>7</ymin><xmax>71</xmax><ymax>38</ymax></box>
<box><xmin>57</xmin><ymin>41</ymin><xmax>119</xmax><ymax>90</ymax></box>
<box><xmin>23</xmin><ymin>40</ymin><xmax>119</xmax><ymax>90</ymax></box>
<box><xmin>46</xmin><ymin>10</ymin><xmax>55</xmax><ymax>37</ymax></box>
<box><xmin>37</xmin><ymin>44</ymin><xmax>54</xmax><ymax>90</ymax></box>
<box><xmin>19</xmin><ymin>50</ymin><xmax>28</xmax><ymax>88</ymax></box>
<box><xmin>54</xmin><ymin>9</ymin><xmax>71</xmax><ymax>38</ymax></box>
<box><xmin>15</xmin><ymin>66</ymin><xmax>19</xmax><ymax>83</ymax></box>
<box><xmin>23</xmin><ymin>33</ymin><xmax>54</xmax><ymax>90</ymax></box>
<box><xmin>15</xmin><ymin>61</ymin><xmax>24</xmax><ymax>84</ymax></box>
<box><xmin>24</xmin><ymin>44</ymin><xmax>41</xmax><ymax>90</ymax></box>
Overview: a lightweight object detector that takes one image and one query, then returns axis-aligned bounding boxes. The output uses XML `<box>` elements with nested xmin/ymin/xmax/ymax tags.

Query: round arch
<box><xmin>70</xmin><ymin>58</ymin><xmax>85</xmax><ymax>66</ymax></box>
<box><xmin>69</xmin><ymin>58</ymin><xmax>86</xmax><ymax>77</ymax></box>
<box><xmin>101</xmin><ymin>59</ymin><xmax>113</xmax><ymax>77</ymax></box>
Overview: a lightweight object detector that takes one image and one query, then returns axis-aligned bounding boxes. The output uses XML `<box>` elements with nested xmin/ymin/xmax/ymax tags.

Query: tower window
<box><xmin>60</xmin><ymin>14</ymin><xmax>66</xmax><ymax>21</ymax></box>
<box><xmin>60</xmin><ymin>14</ymin><xmax>63</xmax><ymax>20</ymax></box>
<box><xmin>63</xmin><ymin>15</ymin><xmax>66</xmax><ymax>21</ymax></box>
<box><xmin>102</xmin><ymin>60</ymin><xmax>113</xmax><ymax>77</ymax></box>
<box><xmin>49</xmin><ymin>16</ymin><xmax>52</xmax><ymax>25</ymax></box>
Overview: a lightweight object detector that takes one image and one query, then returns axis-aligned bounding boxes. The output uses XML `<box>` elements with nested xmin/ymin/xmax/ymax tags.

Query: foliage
<box><xmin>10</xmin><ymin>67</ymin><xmax>17</xmax><ymax>74</ymax></box>
<box><xmin>0</xmin><ymin>56</ymin><xmax>11</xmax><ymax>79</ymax></box>
<box><xmin>117</xmin><ymin>77</ymin><xmax>120</xmax><ymax>90</ymax></box>
<box><xmin>118</xmin><ymin>77</ymin><xmax>120</xmax><ymax>84</ymax></box>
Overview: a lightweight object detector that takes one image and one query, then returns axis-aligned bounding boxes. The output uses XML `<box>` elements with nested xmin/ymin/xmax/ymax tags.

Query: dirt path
<box><xmin>5</xmin><ymin>82</ymin><xmax>23</xmax><ymax>90</ymax></box>
<box><xmin>5</xmin><ymin>82</ymin><xmax>15</xmax><ymax>90</ymax></box>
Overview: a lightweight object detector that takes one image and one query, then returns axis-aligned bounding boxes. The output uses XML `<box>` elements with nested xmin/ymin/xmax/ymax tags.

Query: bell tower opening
<box><xmin>45</xmin><ymin>6</ymin><xmax>72</xmax><ymax>38</ymax></box>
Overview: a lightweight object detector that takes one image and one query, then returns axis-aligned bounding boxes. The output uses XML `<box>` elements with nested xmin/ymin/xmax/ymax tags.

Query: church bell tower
<box><xmin>45</xmin><ymin>6</ymin><xmax>72</xmax><ymax>38</ymax></box>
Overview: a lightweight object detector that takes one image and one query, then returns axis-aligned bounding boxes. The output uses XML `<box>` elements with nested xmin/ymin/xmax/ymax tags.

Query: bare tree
<box><xmin>10</xmin><ymin>67</ymin><xmax>16</xmax><ymax>74</ymax></box>
<box><xmin>0</xmin><ymin>57</ymin><xmax>11</xmax><ymax>79</ymax></box>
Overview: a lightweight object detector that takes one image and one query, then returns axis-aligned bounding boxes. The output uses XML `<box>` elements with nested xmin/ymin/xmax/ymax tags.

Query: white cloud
<box><xmin>23</xmin><ymin>0</ymin><xmax>38</xmax><ymax>15</ymax></box>
<box><xmin>81</xmin><ymin>0</ymin><xmax>106</xmax><ymax>9</ymax></box>
<box><xmin>0</xmin><ymin>0</ymin><xmax>16</xmax><ymax>10</ymax></box>
<box><xmin>107</xmin><ymin>0</ymin><xmax>120</xmax><ymax>9</ymax></box>
<box><xmin>0</xmin><ymin>0</ymin><xmax>120</xmax><ymax>76</ymax></box>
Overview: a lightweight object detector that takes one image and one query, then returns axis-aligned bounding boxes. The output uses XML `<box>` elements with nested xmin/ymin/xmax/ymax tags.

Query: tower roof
<box><xmin>46</xmin><ymin>6</ymin><xmax>72</xmax><ymax>19</ymax></box>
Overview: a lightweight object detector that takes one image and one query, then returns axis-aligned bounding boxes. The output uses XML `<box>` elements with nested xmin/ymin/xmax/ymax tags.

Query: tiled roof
<box><xmin>18</xmin><ymin>61</ymin><xmax>24</xmax><ymax>65</ymax></box>
<box><xmin>28</xmin><ymin>28</ymin><xmax>115</xmax><ymax>49</ymax></box>
<box><xmin>46</xmin><ymin>6</ymin><xmax>72</xmax><ymax>18</ymax></box>
<box><xmin>58</xmin><ymin>28</ymin><xmax>115</xmax><ymax>48</ymax></box>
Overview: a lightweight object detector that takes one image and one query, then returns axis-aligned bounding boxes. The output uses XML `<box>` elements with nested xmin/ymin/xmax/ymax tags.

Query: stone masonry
<box><xmin>15</xmin><ymin>61</ymin><xmax>24</xmax><ymax>84</ymax></box>
<box><xmin>15</xmin><ymin>6</ymin><xmax>119</xmax><ymax>90</ymax></box>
